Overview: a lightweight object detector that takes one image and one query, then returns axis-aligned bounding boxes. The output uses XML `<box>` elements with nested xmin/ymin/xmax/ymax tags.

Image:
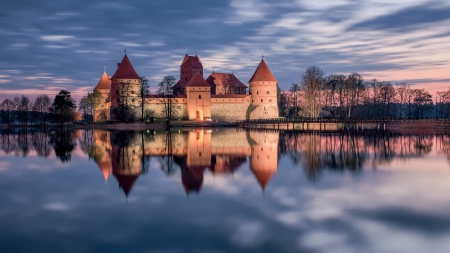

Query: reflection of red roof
<box><xmin>111</xmin><ymin>55</ymin><xmax>140</xmax><ymax>80</ymax></box>
<box><xmin>206</xmin><ymin>72</ymin><xmax>247</xmax><ymax>88</ymax></box>
<box><xmin>248</xmin><ymin>59</ymin><xmax>277</xmax><ymax>83</ymax></box>
<box><xmin>182</xmin><ymin>54</ymin><xmax>203</xmax><ymax>68</ymax></box>
<box><xmin>94</xmin><ymin>71</ymin><xmax>111</xmax><ymax>90</ymax></box>
<box><xmin>185</xmin><ymin>73</ymin><xmax>211</xmax><ymax>87</ymax></box>
<box><xmin>113</xmin><ymin>173</ymin><xmax>139</xmax><ymax>197</ymax></box>
<box><xmin>96</xmin><ymin>160</ymin><xmax>111</xmax><ymax>182</ymax></box>
<box><xmin>251</xmin><ymin>168</ymin><xmax>276</xmax><ymax>190</ymax></box>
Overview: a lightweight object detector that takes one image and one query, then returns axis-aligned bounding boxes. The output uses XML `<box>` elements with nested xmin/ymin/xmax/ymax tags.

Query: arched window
<box><xmin>257</xmin><ymin>91</ymin><xmax>259</xmax><ymax>95</ymax></box>
<box><xmin>261</xmin><ymin>99</ymin><xmax>263</xmax><ymax>102</ymax></box>
<box><xmin>198</xmin><ymin>94</ymin><xmax>202</xmax><ymax>99</ymax></box>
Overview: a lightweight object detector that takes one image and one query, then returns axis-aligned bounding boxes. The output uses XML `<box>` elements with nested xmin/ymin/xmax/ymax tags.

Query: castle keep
<box><xmin>93</xmin><ymin>54</ymin><xmax>279</xmax><ymax>122</ymax></box>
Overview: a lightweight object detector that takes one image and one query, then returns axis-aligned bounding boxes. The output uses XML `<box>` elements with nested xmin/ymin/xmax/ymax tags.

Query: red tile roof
<box><xmin>172</xmin><ymin>80</ymin><xmax>182</xmax><ymax>89</ymax></box>
<box><xmin>94</xmin><ymin>71</ymin><xmax>111</xmax><ymax>90</ymax></box>
<box><xmin>182</xmin><ymin>54</ymin><xmax>203</xmax><ymax>69</ymax></box>
<box><xmin>113</xmin><ymin>173</ymin><xmax>139</xmax><ymax>197</ymax></box>
<box><xmin>206</xmin><ymin>72</ymin><xmax>247</xmax><ymax>88</ymax></box>
<box><xmin>185</xmin><ymin>73</ymin><xmax>211</xmax><ymax>87</ymax></box>
<box><xmin>111</xmin><ymin>55</ymin><xmax>140</xmax><ymax>80</ymax></box>
<box><xmin>251</xmin><ymin>168</ymin><xmax>276</xmax><ymax>190</ymax></box>
<box><xmin>248</xmin><ymin>59</ymin><xmax>277</xmax><ymax>83</ymax></box>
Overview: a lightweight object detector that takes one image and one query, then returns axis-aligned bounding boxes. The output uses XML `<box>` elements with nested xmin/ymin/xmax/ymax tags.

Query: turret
<box><xmin>110</xmin><ymin>54</ymin><xmax>141</xmax><ymax>117</ymax></box>
<box><xmin>248</xmin><ymin>59</ymin><xmax>279</xmax><ymax>119</ymax></box>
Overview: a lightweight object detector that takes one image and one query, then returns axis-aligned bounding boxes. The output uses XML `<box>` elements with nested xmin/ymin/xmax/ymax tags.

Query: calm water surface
<box><xmin>1</xmin><ymin>129</ymin><xmax>450</xmax><ymax>253</ymax></box>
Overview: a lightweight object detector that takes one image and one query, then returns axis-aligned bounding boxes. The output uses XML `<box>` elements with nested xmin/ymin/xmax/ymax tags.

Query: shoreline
<box><xmin>1</xmin><ymin>119</ymin><xmax>449</xmax><ymax>134</ymax></box>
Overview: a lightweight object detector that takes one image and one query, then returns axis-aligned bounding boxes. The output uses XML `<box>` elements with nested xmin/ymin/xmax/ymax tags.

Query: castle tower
<box><xmin>173</xmin><ymin>54</ymin><xmax>203</xmax><ymax>95</ymax></box>
<box><xmin>185</xmin><ymin>73</ymin><xmax>212</xmax><ymax>120</ymax></box>
<box><xmin>110</xmin><ymin>54</ymin><xmax>141</xmax><ymax>119</ymax></box>
<box><xmin>249</xmin><ymin>131</ymin><xmax>279</xmax><ymax>191</ymax></box>
<box><xmin>248</xmin><ymin>59</ymin><xmax>279</xmax><ymax>119</ymax></box>
<box><xmin>93</xmin><ymin>70</ymin><xmax>111</xmax><ymax>122</ymax></box>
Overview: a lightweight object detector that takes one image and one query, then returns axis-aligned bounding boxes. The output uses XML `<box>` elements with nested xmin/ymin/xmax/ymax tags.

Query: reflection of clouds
<box><xmin>0</xmin><ymin>161</ymin><xmax>9</xmax><ymax>172</ymax></box>
<box><xmin>231</xmin><ymin>221</ymin><xmax>265</xmax><ymax>247</ymax></box>
<box><xmin>301</xmin><ymin>231</ymin><xmax>350</xmax><ymax>253</ymax></box>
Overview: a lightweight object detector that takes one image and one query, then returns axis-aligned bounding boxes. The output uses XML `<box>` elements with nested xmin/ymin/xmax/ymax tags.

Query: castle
<box><xmin>93</xmin><ymin>54</ymin><xmax>279</xmax><ymax>122</ymax></box>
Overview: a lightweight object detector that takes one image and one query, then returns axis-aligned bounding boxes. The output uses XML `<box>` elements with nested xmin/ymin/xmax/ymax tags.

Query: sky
<box><xmin>0</xmin><ymin>0</ymin><xmax>449</xmax><ymax>101</ymax></box>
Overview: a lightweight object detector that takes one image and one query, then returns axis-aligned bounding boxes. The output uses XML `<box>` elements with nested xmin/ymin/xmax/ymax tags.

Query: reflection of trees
<box><xmin>157</xmin><ymin>131</ymin><xmax>183</xmax><ymax>175</ymax></box>
<box><xmin>0</xmin><ymin>129</ymin><xmax>53</xmax><ymax>158</ymax></box>
<box><xmin>280</xmin><ymin>133</ymin><xmax>434</xmax><ymax>181</ymax></box>
<box><xmin>49</xmin><ymin>129</ymin><xmax>76</xmax><ymax>163</ymax></box>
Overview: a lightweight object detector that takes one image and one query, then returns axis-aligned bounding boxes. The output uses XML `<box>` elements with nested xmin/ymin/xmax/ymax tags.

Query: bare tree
<box><xmin>1</xmin><ymin>99</ymin><xmax>15</xmax><ymax>126</ymax></box>
<box><xmin>137</xmin><ymin>76</ymin><xmax>150</xmax><ymax>122</ymax></box>
<box><xmin>157</xmin><ymin>76</ymin><xmax>180</xmax><ymax>126</ymax></box>
<box><xmin>301</xmin><ymin>66</ymin><xmax>325</xmax><ymax>117</ymax></box>
<box><xmin>33</xmin><ymin>94</ymin><xmax>52</xmax><ymax>125</ymax></box>
<box><xmin>289</xmin><ymin>83</ymin><xmax>301</xmax><ymax>117</ymax></box>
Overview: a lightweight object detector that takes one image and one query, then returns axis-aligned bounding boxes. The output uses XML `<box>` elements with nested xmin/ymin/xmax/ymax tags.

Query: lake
<box><xmin>1</xmin><ymin>128</ymin><xmax>450</xmax><ymax>253</ymax></box>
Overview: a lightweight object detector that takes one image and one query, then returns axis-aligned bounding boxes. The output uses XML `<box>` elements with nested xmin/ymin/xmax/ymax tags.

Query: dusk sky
<box><xmin>0</xmin><ymin>0</ymin><xmax>449</xmax><ymax>101</ymax></box>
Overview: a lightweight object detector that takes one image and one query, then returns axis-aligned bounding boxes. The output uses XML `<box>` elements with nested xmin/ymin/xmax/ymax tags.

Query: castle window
<box><xmin>185</xmin><ymin>77</ymin><xmax>187</xmax><ymax>81</ymax></box>
<box><xmin>117</xmin><ymin>99</ymin><xmax>119</xmax><ymax>102</ymax></box>
<box><xmin>131</xmin><ymin>91</ymin><xmax>135</xmax><ymax>94</ymax></box>
<box><xmin>266</xmin><ymin>91</ymin><xmax>269</xmax><ymax>94</ymax></box>
<box><xmin>269</xmin><ymin>99</ymin><xmax>272</xmax><ymax>102</ymax></box>
<box><xmin>116</xmin><ymin>90</ymin><xmax>118</xmax><ymax>94</ymax></box>
<box><xmin>252</xmin><ymin>100</ymin><xmax>254</xmax><ymax>103</ymax></box>
<box><xmin>132</xmin><ymin>99</ymin><xmax>135</xmax><ymax>102</ymax></box>
<box><xmin>257</xmin><ymin>91</ymin><xmax>259</xmax><ymax>94</ymax></box>
<box><xmin>198</xmin><ymin>95</ymin><xmax>201</xmax><ymax>99</ymax></box>
<box><xmin>261</xmin><ymin>99</ymin><xmax>263</xmax><ymax>102</ymax></box>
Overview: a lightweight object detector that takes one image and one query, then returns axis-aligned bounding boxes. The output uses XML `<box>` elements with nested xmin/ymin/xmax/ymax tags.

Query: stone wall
<box><xmin>211</xmin><ymin>101</ymin><xmax>250</xmax><ymax>122</ymax></box>
<box><xmin>144</xmin><ymin>103</ymin><xmax>188</xmax><ymax>119</ymax></box>
<box><xmin>248</xmin><ymin>105</ymin><xmax>279</xmax><ymax>120</ymax></box>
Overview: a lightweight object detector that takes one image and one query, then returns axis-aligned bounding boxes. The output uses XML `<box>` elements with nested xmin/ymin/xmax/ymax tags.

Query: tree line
<box><xmin>0</xmin><ymin>90</ymin><xmax>78</xmax><ymax>126</ymax></box>
<box><xmin>278</xmin><ymin>66</ymin><xmax>448</xmax><ymax>119</ymax></box>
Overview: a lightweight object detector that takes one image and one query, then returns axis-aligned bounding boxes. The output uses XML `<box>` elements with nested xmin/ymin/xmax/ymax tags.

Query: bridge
<box><xmin>236</xmin><ymin>117</ymin><xmax>450</xmax><ymax>131</ymax></box>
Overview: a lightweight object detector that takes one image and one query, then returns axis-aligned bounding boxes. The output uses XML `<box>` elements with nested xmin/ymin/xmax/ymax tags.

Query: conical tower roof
<box><xmin>94</xmin><ymin>71</ymin><xmax>111</xmax><ymax>90</ymax></box>
<box><xmin>251</xmin><ymin>168</ymin><xmax>276</xmax><ymax>190</ymax></box>
<box><xmin>185</xmin><ymin>73</ymin><xmax>211</xmax><ymax>87</ymax></box>
<box><xmin>113</xmin><ymin>174</ymin><xmax>139</xmax><ymax>197</ymax></box>
<box><xmin>111</xmin><ymin>55</ymin><xmax>140</xmax><ymax>79</ymax></box>
<box><xmin>248</xmin><ymin>59</ymin><xmax>277</xmax><ymax>83</ymax></box>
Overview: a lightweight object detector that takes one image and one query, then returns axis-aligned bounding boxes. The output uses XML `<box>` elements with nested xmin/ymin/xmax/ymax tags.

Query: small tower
<box><xmin>185</xmin><ymin>73</ymin><xmax>212</xmax><ymax>120</ymax></box>
<box><xmin>248</xmin><ymin>59</ymin><xmax>279</xmax><ymax>119</ymax></box>
<box><xmin>93</xmin><ymin>70</ymin><xmax>111</xmax><ymax>122</ymax></box>
<box><xmin>110</xmin><ymin>54</ymin><xmax>141</xmax><ymax>119</ymax></box>
<box><xmin>173</xmin><ymin>54</ymin><xmax>203</xmax><ymax>95</ymax></box>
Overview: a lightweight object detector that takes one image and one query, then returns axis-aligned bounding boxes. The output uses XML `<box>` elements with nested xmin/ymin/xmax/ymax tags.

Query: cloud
<box><xmin>41</xmin><ymin>35</ymin><xmax>75</xmax><ymax>41</ymax></box>
<box><xmin>349</xmin><ymin>4</ymin><xmax>450</xmax><ymax>31</ymax></box>
<box><xmin>0</xmin><ymin>0</ymin><xmax>448</xmax><ymax>100</ymax></box>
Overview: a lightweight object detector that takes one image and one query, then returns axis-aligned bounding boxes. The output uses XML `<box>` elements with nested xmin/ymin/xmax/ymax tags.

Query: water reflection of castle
<box><xmin>91</xmin><ymin>129</ymin><xmax>279</xmax><ymax>197</ymax></box>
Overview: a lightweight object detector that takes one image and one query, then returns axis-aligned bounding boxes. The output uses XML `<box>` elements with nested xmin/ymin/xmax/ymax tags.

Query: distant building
<box><xmin>93</xmin><ymin>53</ymin><xmax>279</xmax><ymax>122</ymax></box>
